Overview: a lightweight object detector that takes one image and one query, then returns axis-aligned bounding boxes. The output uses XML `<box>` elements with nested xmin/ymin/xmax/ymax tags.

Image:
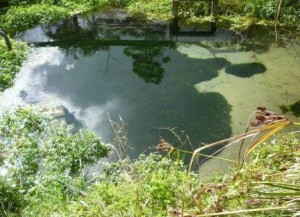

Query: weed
<box><xmin>0</xmin><ymin>39</ymin><xmax>27</xmax><ymax>91</ymax></box>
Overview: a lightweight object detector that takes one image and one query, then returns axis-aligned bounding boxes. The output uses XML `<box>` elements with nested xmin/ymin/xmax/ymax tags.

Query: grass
<box><xmin>0</xmin><ymin>107</ymin><xmax>298</xmax><ymax>216</ymax></box>
<box><xmin>13</xmin><ymin>132</ymin><xmax>299</xmax><ymax>217</ymax></box>
<box><xmin>0</xmin><ymin>107</ymin><xmax>109</xmax><ymax>216</ymax></box>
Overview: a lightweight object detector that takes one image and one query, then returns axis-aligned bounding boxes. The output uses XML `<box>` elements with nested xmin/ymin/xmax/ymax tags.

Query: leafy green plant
<box><xmin>16</xmin><ymin>132</ymin><xmax>300</xmax><ymax>217</ymax></box>
<box><xmin>0</xmin><ymin>39</ymin><xmax>28</xmax><ymax>91</ymax></box>
<box><xmin>0</xmin><ymin>108</ymin><xmax>108</xmax><ymax>214</ymax></box>
<box><xmin>0</xmin><ymin>106</ymin><xmax>299</xmax><ymax>216</ymax></box>
<box><xmin>2</xmin><ymin>4</ymin><xmax>69</xmax><ymax>33</ymax></box>
<box><xmin>127</xmin><ymin>0</ymin><xmax>172</xmax><ymax>21</ymax></box>
<box><xmin>20</xmin><ymin>153</ymin><xmax>200</xmax><ymax>216</ymax></box>
<box><xmin>7</xmin><ymin>0</ymin><xmax>41</xmax><ymax>6</ymax></box>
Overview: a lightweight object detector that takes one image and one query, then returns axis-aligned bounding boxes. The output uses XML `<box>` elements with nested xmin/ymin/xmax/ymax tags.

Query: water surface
<box><xmin>1</xmin><ymin>11</ymin><xmax>299</xmax><ymax>167</ymax></box>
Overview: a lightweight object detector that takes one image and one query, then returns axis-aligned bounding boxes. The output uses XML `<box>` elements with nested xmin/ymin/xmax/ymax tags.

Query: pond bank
<box><xmin>1</xmin><ymin>108</ymin><xmax>299</xmax><ymax>216</ymax></box>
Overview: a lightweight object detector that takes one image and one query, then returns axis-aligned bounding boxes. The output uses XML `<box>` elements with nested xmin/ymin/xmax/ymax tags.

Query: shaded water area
<box><xmin>1</xmin><ymin>10</ymin><xmax>300</xmax><ymax>169</ymax></box>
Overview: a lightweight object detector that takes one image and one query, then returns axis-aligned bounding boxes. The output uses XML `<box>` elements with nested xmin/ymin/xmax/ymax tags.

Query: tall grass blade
<box><xmin>254</xmin><ymin>182</ymin><xmax>300</xmax><ymax>191</ymax></box>
<box><xmin>246</xmin><ymin>124</ymin><xmax>287</xmax><ymax>157</ymax></box>
<box><xmin>256</xmin><ymin>192</ymin><xmax>300</xmax><ymax>196</ymax></box>
<box><xmin>259</xmin><ymin>121</ymin><xmax>290</xmax><ymax>132</ymax></box>
<box><xmin>196</xmin><ymin>206</ymin><xmax>288</xmax><ymax>216</ymax></box>
<box><xmin>294</xmin><ymin>122</ymin><xmax>300</xmax><ymax>127</ymax></box>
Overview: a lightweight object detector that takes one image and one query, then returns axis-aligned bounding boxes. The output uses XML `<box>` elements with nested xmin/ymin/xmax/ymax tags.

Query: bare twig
<box><xmin>107</xmin><ymin>112</ymin><xmax>130</xmax><ymax>160</ymax></box>
<box><xmin>188</xmin><ymin>129</ymin><xmax>260</xmax><ymax>174</ymax></box>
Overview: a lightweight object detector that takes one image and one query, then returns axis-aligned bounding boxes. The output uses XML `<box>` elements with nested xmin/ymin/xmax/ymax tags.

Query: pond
<box><xmin>1</xmin><ymin>10</ymin><xmax>300</xmax><ymax>170</ymax></box>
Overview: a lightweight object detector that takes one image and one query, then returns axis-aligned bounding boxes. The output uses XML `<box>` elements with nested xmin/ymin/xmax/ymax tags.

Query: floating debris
<box><xmin>156</xmin><ymin>138</ymin><xmax>174</xmax><ymax>152</ymax></box>
<box><xmin>250</xmin><ymin>106</ymin><xmax>289</xmax><ymax>127</ymax></box>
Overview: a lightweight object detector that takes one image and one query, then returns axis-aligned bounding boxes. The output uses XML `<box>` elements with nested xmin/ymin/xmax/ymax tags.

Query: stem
<box><xmin>0</xmin><ymin>30</ymin><xmax>12</xmax><ymax>50</ymax></box>
<box><xmin>274</xmin><ymin>0</ymin><xmax>283</xmax><ymax>42</ymax></box>
<box><xmin>172</xmin><ymin>148</ymin><xmax>238</xmax><ymax>163</ymax></box>
<box><xmin>196</xmin><ymin>206</ymin><xmax>288</xmax><ymax>216</ymax></box>
<box><xmin>188</xmin><ymin>129</ymin><xmax>260</xmax><ymax>174</ymax></box>
<box><xmin>293</xmin><ymin>122</ymin><xmax>300</xmax><ymax>127</ymax></box>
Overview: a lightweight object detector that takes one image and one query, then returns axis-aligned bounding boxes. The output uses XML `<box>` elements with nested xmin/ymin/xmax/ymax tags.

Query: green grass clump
<box><xmin>0</xmin><ymin>39</ymin><xmax>28</xmax><ymax>91</ymax></box>
<box><xmin>0</xmin><ymin>108</ymin><xmax>109</xmax><ymax>215</ymax></box>
<box><xmin>2</xmin><ymin>129</ymin><xmax>297</xmax><ymax>217</ymax></box>
<box><xmin>127</xmin><ymin>0</ymin><xmax>172</xmax><ymax>21</ymax></box>
<box><xmin>22</xmin><ymin>154</ymin><xmax>200</xmax><ymax>216</ymax></box>
<box><xmin>2</xmin><ymin>4</ymin><xmax>69</xmax><ymax>33</ymax></box>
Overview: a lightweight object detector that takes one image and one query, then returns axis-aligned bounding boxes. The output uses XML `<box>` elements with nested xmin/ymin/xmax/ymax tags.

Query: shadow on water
<box><xmin>225</xmin><ymin>62</ymin><xmax>267</xmax><ymax>78</ymax></box>
<box><xmin>63</xmin><ymin>107</ymin><xmax>84</xmax><ymax>129</ymax></box>
<box><xmin>19</xmin><ymin>12</ymin><xmax>233</xmax><ymax>161</ymax></box>
<box><xmin>280</xmin><ymin>100</ymin><xmax>300</xmax><ymax>118</ymax></box>
<box><xmin>41</xmin><ymin>54</ymin><xmax>232</xmax><ymax>160</ymax></box>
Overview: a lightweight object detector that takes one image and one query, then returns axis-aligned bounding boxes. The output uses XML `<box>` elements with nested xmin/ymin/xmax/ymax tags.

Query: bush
<box><xmin>22</xmin><ymin>154</ymin><xmax>200</xmax><ymax>216</ymax></box>
<box><xmin>7</xmin><ymin>0</ymin><xmax>41</xmax><ymax>6</ymax></box>
<box><xmin>0</xmin><ymin>108</ymin><xmax>109</xmax><ymax>215</ymax></box>
<box><xmin>0</xmin><ymin>107</ymin><xmax>299</xmax><ymax>216</ymax></box>
<box><xmin>0</xmin><ymin>39</ymin><xmax>27</xmax><ymax>91</ymax></box>
<box><xmin>127</xmin><ymin>0</ymin><xmax>172</xmax><ymax>21</ymax></box>
<box><xmin>2</xmin><ymin>4</ymin><xmax>69</xmax><ymax>33</ymax></box>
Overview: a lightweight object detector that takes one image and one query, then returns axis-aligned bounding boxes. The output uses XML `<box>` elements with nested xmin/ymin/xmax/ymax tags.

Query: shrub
<box><xmin>0</xmin><ymin>107</ymin><xmax>299</xmax><ymax>216</ymax></box>
<box><xmin>0</xmin><ymin>108</ymin><xmax>109</xmax><ymax>215</ymax></box>
<box><xmin>127</xmin><ymin>0</ymin><xmax>172</xmax><ymax>21</ymax></box>
<box><xmin>0</xmin><ymin>39</ymin><xmax>28</xmax><ymax>91</ymax></box>
<box><xmin>2</xmin><ymin>4</ymin><xmax>69</xmax><ymax>33</ymax></box>
<box><xmin>21</xmin><ymin>154</ymin><xmax>200</xmax><ymax>216</ymax></box>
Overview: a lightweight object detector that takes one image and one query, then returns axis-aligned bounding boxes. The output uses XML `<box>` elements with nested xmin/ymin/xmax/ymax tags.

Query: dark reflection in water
<box><xmin>20</xmin><ymin>12</ymin><xmax>233</xmax><ymax>159</ymax></box>
<box><xmin>124</xmin><ymin>46</ymin><xmax>170</xmax><ymax>84</ymax></box>
<box><xmin>280</xmin><ymin>100</ymin><xmax>300</xmax><ymax>117</ymax></box>
<box><xmin>35</xmin><ymin>14</ymin><xmax>175</xmax><ymax>57</ymax></box>
<box><xmin>40</xmin><ymin>48</ymin><xmax>232</xmax><ymax>158</ymax></box>
<box><xmin>225</xmin><ymin>63</ymin><xmax>267</xmax><ymax>78</ymax></box>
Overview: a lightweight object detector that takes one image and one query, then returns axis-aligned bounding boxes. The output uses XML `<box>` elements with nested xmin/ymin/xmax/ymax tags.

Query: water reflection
<box><xmin>37</xmin><ymin>46</ymin><xmax>232</xmax><ymax>157</ymax></box>
<box><xmin>33</xmin><ymin>14</ymin><xmax>174</xmax><ymax>58</ymax></box>
<box><xmin>1</xmin><ymin>45</ymin><xmax>232</xmax><ymax>158</ymax></box>
<box><xmin>0</xmin><ymin>47</ymin><xmax>64</xmax><ymax>113</ymax></box>
<box><xmin>280</xmin><ymin>100</ymin><xmax>300</xmax><ymax>117</ymax></box>
<box><xmin>124</xmin><ymin>46</ymin><xmax>170</xmax><ymax>84</ymax></box>
<box><xmin>7</xmin><ymin>12</ymin><xmax>238</xmax><ymax>159</ymax></box>
<box><xmin>43</xmin><ymin>16</ymin><xmax>109</xmax><ymax>58</ymax></box>
<box><xmin>225</xmin><ymin>62</ymin><xmax>266</xmax><ymax>78</ymax></box>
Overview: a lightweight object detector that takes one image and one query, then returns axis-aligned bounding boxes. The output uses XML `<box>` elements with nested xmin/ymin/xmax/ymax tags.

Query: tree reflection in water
<box><xmin>41</xmin><ymin>15</ymin><xmax>172</xmax><ymax>83</ymax></box>
<box><xmin>124</xmin><ymin>46</ymin><xmax>170</xmax><ymax>84</ymax></box>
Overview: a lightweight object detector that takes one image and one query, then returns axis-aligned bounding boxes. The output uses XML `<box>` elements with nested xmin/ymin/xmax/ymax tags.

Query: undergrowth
<box><xmin>0</xmin><ymin>108</ymin><xmax>109</xmax><ymax>215</ymax></box>
<box><xmin>1</xmin><ymin>4</ymin><xmax>69</xmax><ymax>33</ymax></box>
<box><xmin>1</xmin><ymin>0</ymin><xmax>300</xmax><ymax>34</ymax></box>
<box><xmin>0</xmin><ymin>39</ymin><xmax>27</xmax><ymax>91</ymax></box>
<box><xmin>0</xmin><ymin>108</ymin><xmax>299</xmax><ymax>216</ymax></box>
<box><xmin>126</xmin><ymin>0</ymin><xmax>172</xmax><ymax>21</ymax></box>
